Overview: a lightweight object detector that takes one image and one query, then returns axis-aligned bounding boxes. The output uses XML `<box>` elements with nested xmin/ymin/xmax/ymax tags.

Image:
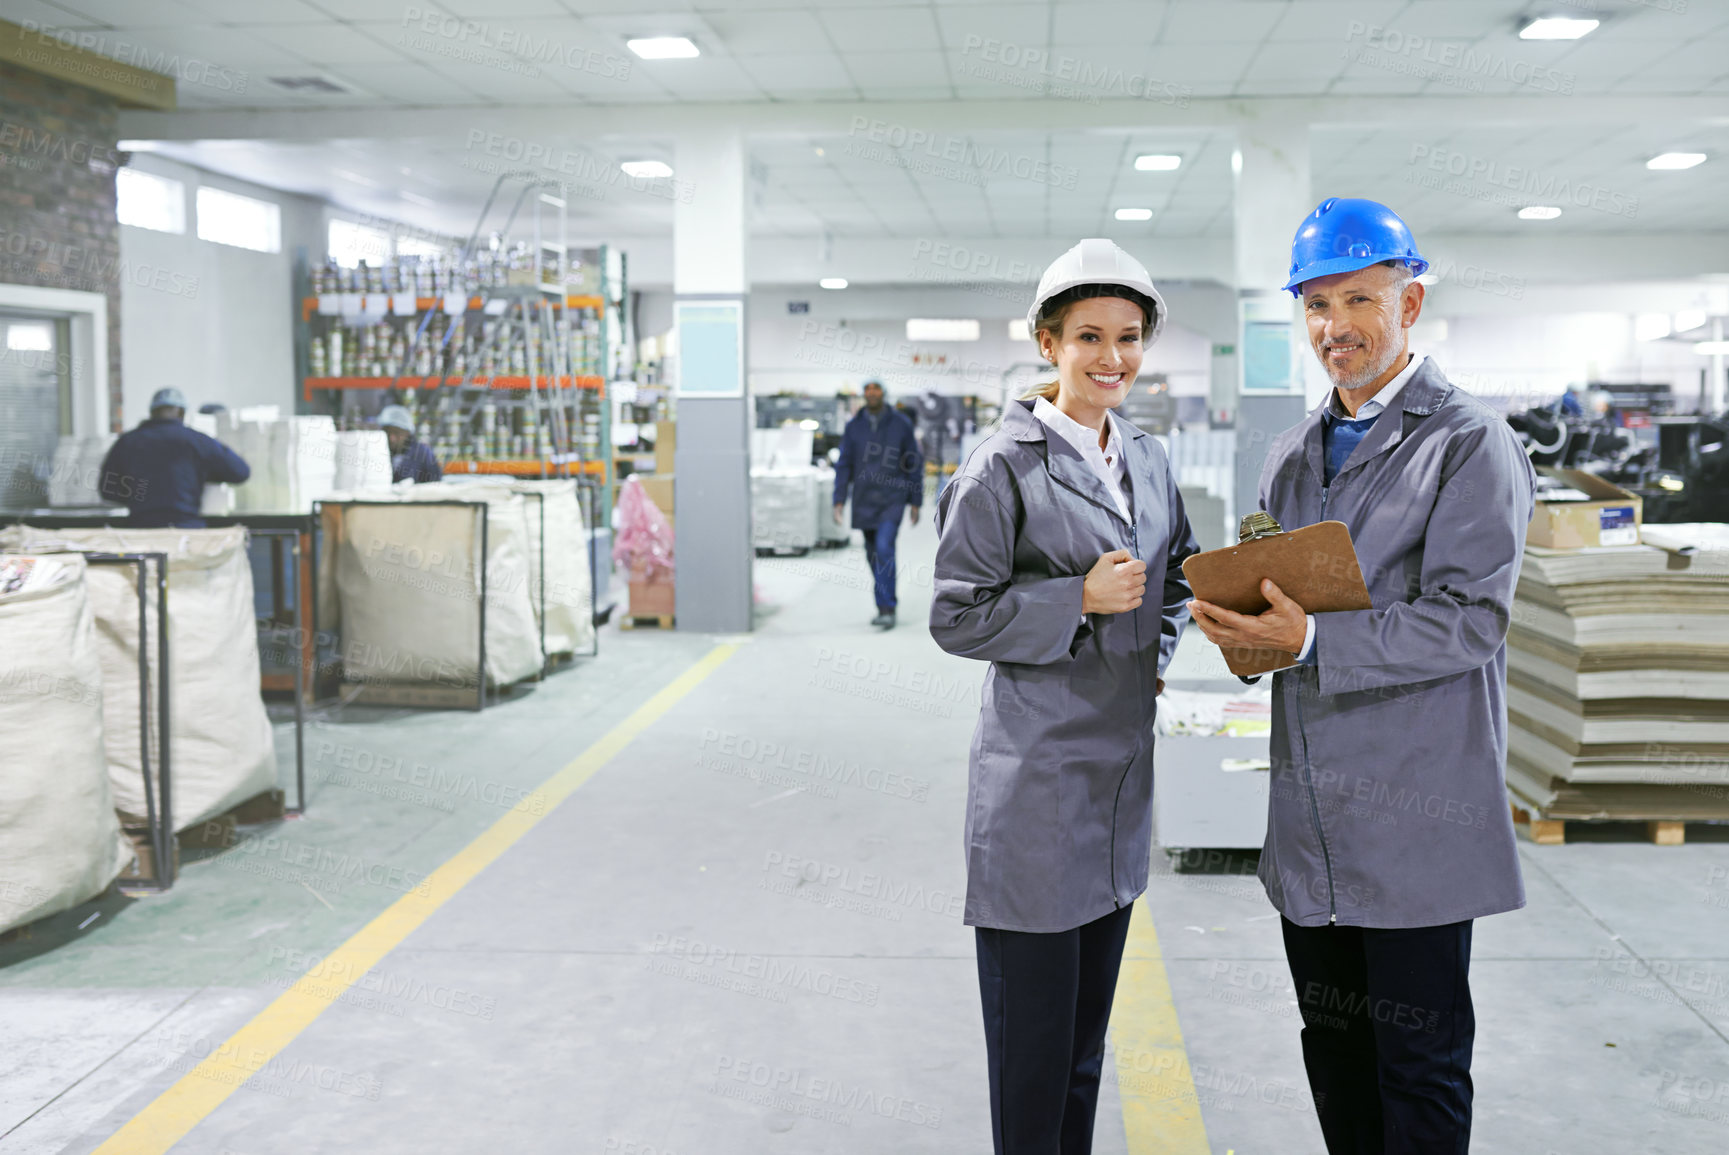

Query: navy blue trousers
<box><xmin>975</xmin><ymin>904</ymin><xmax>1134</xmax><ymax>1155</ymax></box>
<box><xmin>862</xmin><ymin>516</ymin><xmax>900</xmax><ymax>612</ymax></box>
<box><xmin>1281</xmin><ymin>917</ymin><xmax>1476</xmax><ymax>1155</ymax></box>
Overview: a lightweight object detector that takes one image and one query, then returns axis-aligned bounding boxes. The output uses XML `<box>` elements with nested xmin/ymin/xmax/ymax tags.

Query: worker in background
<box><xmin>832</xmin><ymin>379</ymin><xmax>923</xmax><ymax>629</ymax></box>
<box><xmin>1186</xmin><ymin>198</ymin><xmax>1534</xmax><ymax>1155</ymax></box>
<box><xmin>98</xmin><ymin>387</ymin><xmax>249</xmax><ymax>527</ymax></box>
<box><xmin>380</xmin><ymin>405</ymin><xmax>441</xmax><ymax>484</ymax></box>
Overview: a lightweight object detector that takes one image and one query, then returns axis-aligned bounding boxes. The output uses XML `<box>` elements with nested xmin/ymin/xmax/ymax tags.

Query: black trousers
<box><xmin>975</xmin><ymin>904</ymin><xmax>1134</xmax><ymax>1155</ymax></box>
<box><xmin>1281</xmin><ymin>917</ymin><xmax>1476</xmax><ymax>1155</ymax></box>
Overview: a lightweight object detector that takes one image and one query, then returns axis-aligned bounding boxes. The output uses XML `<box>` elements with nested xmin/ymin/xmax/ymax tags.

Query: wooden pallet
<box><xmin>119</xmin><ymin>829</ymin><xmax>180</xmax><ymax>882</ymax></box>
<box><xmin>620</xmin><ymin>614</ymin><xmax>674</xmax><ymax>630</ymax></box>
<box><xmin>340</xmin><ymin>680</ymin><xmax>483</xmax><ymax>708</ymax></box>
<box><xmin>1511</xmin><ymin>803</ymin><xmax>1689</xmax><ymax>846</ymax></box>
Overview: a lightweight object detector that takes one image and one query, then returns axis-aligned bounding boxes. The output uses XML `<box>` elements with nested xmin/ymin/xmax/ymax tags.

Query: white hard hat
<box><xmin>378</xmin><ymin>405</ymin><xmax>415</xmax><ymax>432</ymax></box>
<box><xmin>1026</xmin><ymin>238</ymin><xmax>1167</xmax><ymax>345</ymax></box>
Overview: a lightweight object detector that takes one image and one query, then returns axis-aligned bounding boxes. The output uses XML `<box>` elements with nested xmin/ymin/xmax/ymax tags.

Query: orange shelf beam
<box><xmin>440</xmin><ymin>459</ymin><xmax>604</xmax><ymax>477</ymax></box>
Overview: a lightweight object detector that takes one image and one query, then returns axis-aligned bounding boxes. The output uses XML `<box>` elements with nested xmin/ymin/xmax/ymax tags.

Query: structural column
<box><xmin>1230</xmin><ymin>122</ymin><xmax>1314</xmax><ymax>525</ymax></box>
<box><xmin>671</xmin><ymin>129</ymin><xmax>753</xmax><ymax>632</ymax></box>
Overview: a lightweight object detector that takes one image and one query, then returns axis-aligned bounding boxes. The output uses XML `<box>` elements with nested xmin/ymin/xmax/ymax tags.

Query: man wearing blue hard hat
<box><xmin>1187</xmin><ymin>198</ymin><xmax>1535</xmax><ymax>1153</ymax></box>
<box><xmin>98</xmin><ymin>387</ymin><xmax>250</xmax><ymax>527</ymax></box>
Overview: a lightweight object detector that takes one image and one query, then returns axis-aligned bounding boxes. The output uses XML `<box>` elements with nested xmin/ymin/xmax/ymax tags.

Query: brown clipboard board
<box><xmin>1180</xmin><ymin>520</ymin><xmax>1373</xmax><ymax>676</ymax></box>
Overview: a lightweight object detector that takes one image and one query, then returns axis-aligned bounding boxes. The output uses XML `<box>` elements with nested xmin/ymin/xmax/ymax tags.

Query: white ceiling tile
<box><xmin>1050</xmin><ymin>1</ymin><xmax>1171</xmax><ymax>39</ymax></box>
<box><xmin>255</xmin><ymin>22</ymin><xmax>416</xmax><ymax>65</ymax></box>
<box><xmin>705</xmin><ymin>8</ymin><xmax>833</xmax><ymax>55</ymax></box>
<box><xmin>842</xmin><ymin>51</ymin><xmax>951</xmax><ymax>88</ymax></box>
<box><xmin>933</xmin><ymin>2</ymin><xmax>1050</xmax><ymax>50</ymax></box>
<box><xmin>736</xmin><ymin>52</ymin><xmax>859</xmax><ymax>93</ymax></box>
<box><xmin>1270</xmin><ymin>1</ymin><xmax>1410</xmax><ymax>42</ymax></box>
<box><xmin>38</xmin><ymin>0</ymin><xmax>206</xmax><ymax>25</ymax></box>
<box><xmin>1161</xmin><ymin>1</ymin><xmax>1286</xmax><ymax>43</ymax></box>
<box><xmin>818</xmin><ymin>6</ymin><xmax>941</xmax><ymax>54</ymax></box>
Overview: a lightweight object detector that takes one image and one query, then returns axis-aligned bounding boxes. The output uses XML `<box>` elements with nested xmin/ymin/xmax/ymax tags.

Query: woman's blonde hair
<box><xmin>1021</xmin><ymin>285</ymin><xmax>1159</xmax><ymax>401</ymax></box>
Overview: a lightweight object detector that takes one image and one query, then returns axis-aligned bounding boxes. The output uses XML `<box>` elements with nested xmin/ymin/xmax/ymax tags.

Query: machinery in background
<box><xmin>754</xmin><ymin>394</ymin><xmax>851</xmax><ymax>463</ymax></box>
<box><xmin>1505</xmin><ymin>382</ymin><xmax>1729</xmax><ymax>524</ymax></box>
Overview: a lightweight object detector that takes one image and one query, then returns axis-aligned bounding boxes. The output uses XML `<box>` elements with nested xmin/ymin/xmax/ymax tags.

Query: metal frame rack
<box><xmin>82</xmin><ymin>552</ymin><xmax>173</xmax><ymax>890</ymax></box>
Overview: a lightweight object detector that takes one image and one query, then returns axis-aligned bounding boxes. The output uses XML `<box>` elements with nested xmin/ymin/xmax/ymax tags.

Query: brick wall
<box><xmin>0</xmin><ymin>59</ymin><xmax>124</xmax><ymax>428</ymax></box>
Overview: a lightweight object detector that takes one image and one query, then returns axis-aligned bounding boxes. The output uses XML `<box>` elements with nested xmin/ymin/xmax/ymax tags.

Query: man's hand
<box><xmin>1188</xmin><ymin>579</ymin><xmax>1308</xmax><ymax>655</ymax></box>
<box><xmin>833</xmin><ymin>504</ymin><xmax>845</xmax><ymax>524</ymax></box>
<box><xmin>1082</xmin><ymin>549</ymin><xmax>1146</xmax><ymax>614</ymax></box>
<box><xmin>908</xmin><ymin>506</ymin><xmax>920</xmax><ymax>526</ymax></box>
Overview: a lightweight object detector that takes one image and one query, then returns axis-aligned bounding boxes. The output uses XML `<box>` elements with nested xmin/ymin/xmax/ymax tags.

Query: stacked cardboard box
<box><xmin>1506</xmin><ymin>535</ymin><xmax>1729</xmax><ymax>821</ymax></box>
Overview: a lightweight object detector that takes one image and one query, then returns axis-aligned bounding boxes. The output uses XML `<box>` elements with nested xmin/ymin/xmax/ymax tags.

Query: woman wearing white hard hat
<box><xmin>929</xmin><ymin>238</ymin><xmax>1199</xmax><ymax>1153</ymax></box>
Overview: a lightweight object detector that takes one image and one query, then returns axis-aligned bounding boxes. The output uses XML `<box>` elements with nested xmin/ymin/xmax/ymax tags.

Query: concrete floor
<box><xmin>3</xmin><ymin>515</ymin><xmax>1729</xmax><ymax>1153</ymax></box>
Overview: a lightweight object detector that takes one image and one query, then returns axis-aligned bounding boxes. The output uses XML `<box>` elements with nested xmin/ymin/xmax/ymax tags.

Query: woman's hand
<box><xmin>1082</xmin><ymin>549</ymin><xmax>1146</xmax><ymax>614</ymax></box>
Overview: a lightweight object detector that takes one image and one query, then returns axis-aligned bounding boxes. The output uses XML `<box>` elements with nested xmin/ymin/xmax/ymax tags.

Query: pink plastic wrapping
<box><xmin>612</xmin><ymin>475</ymin><xmax>675</xmax><ymax>582</ymax></box>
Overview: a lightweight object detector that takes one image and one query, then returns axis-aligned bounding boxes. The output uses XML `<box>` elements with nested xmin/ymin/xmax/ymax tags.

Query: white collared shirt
<box><xmin>1297</xmin><ymin>350</ymin><xmax>1426</xmax><ymax>662</ymax></box>
<box><xmin>1033</xmin><ymin>396</ymin><xmax>1132</xmax><ymax>523</ymax></box>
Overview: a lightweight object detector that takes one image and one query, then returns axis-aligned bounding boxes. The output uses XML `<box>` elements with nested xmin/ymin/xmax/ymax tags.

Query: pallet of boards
<box><xmin>0</xmin><ymin>555</ymin><xmax>133</xmax><ymax>932</ymax></box>
<box><xmin>1506</xmin><ymin>537</ymin><xmax>1729</xmax><ymax>822</ymax></box>
<box><xmin>326</xmin><ymin>483</ymin><xmax>544</xmax><ymax>690</ymax></box>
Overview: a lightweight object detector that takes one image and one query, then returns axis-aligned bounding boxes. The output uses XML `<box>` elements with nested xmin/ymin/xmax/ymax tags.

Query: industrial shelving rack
<box><xmin>295</xmin><ymin>173</ymin><xmax>624</xmax><ymax>512</ymax></box>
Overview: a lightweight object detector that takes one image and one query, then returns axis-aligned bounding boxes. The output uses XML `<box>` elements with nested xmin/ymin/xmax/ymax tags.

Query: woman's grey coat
<box><xmin>1256</xmin><ymin>358</ymin><xmax>1535</xmax><ymax>929</ymax></box>
<box><xmin>930</xmin><ymin>399</ymin><xmax>1199</xmax><ymax>933</ymax></box>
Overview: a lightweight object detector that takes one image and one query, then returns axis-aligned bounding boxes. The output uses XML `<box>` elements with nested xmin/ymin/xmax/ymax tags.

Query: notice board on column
<box><xmin>675</xmin><ymin>299</ymin><xmax>744</xmax><ymax>399</ymax></box>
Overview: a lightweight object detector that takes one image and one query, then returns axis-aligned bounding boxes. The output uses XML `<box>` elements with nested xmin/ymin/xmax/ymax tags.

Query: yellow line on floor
<box><xmin>93</xmin><ymin>644</ymin><xmax>739</xmax><ymax>1155</ymax></box>
<box><xmin>1114</xmin><ymin>897</ymin><xmax>1213</xmax><ymax>1153</ymax></box>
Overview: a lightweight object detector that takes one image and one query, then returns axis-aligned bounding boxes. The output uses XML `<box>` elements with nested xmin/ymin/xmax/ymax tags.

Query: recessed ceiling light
<box><xmin>627</xmin><ymin>37</ymin><xmax>699</xmax><ymax>59</ymax></box>
<box><xmin>819</xmin><ymin>277</ymin><xmax>848</xmax><ymax>290</ymax></box>
<box><xmin>1648</xmin><ymin>152</ymin><xmax>1707</xmax><ymax>170</ymax></box>
<box><xmin>1519</xmin><ymin>17</ymin><xmax>1598</xmax><ymax>39</ymax></box>
<box><xmin>1115</xmin><ymin>208</ymin><xmax>1153</xmax><ymax>221</ymax></box>
<box><xmin>1635</xmin><ymin>313</ymin><xmax>1672</xmax><ymax>342</ymax></box>
<box><xmin>1518</xmin><ymin>205</ymin><xmax>1562</xmax><ymax>220</ymax></box>
<box><xmin>1134</xmin><ymin>154</ymin><xmax>1181</xmax><ymax>171</ymax></box>
<box><xmin>1675</xmin><ymin>309</ymin><xmax>1708</xmax><ymax>332</ymax></box>
<box><xmin>620</xmin><ymin>160</ymin><xmax>673</xmax><ymax>179</ymax></box>
<box><xmin>1694</xmin><ymin>341</ymin><xmax>1729</xmax><ymax>355</ymax></box>
<box><xmin>538</xmin><ymin>193</ymin><xmax>566</xmax><ymax>208</ymax></box>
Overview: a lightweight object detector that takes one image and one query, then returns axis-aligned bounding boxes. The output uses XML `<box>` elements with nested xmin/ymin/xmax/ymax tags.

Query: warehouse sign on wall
<box><xmin>676</xmin><ymin>300</ymin><xmax>745</xmax><ymax>398</ymax></box>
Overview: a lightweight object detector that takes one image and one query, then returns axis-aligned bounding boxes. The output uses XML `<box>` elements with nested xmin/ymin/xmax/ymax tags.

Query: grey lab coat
<box><xmin>931</xmin><ymin>399</ymin><xmax>1199</xmax><ymax>933</ymax></box>
<box><xmin>1257</xmin><ymin>358</ymin><xmax>1536</xmax><ymax>929</ymax></box>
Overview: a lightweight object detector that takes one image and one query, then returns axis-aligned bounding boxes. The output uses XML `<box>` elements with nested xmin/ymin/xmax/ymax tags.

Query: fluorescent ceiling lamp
<box><xmin>1518</xmin><ymin>205</ymin><xmax>1562</xmax><ymax>220</ymax></box>
<box><xmin>400</xmin><ymin>190</ymin><xmax>435</xmax><ymax>207</ymax></box>
<box><xmin>116</xmin><ymin>140</ymin><xmax>157</xmax><ymax>152</ymax></box>
<box><xmin>1115</xmin><ymin>207</ymin><xmax>1153</xmax><ymax>221</ymax></box>
<box><xmin>539</xmin><ymin>193</ymin><xmax>566</xmax><ymax>207</ymax></box>
<box><xmin>1695</xmin><ymin>341</ymin><xmax>1729</xmax><ymax>355</ymax></box>
<box><xmin>1648</xmin><ymin>152</ymin><xmax>1706</xmax><ymax>170</ymax></box>
<box><xmin>907</xmin><ymin>318</ymin><xmax>980</xmax><ymax>342</ymax></box>
<box><xmin>1008</xmin><ymin>318</ymin><xmax>1031</xmax><ymax>341</ymax></box>
<box><xmin>329</xmin><ymin>218</ymin><xmax>388</xmax><ymax>268</ymax></box>
<box><xmin>819</xmin><ymin>277</ymin><xmax>848</xmax><ymax>290</ymax></box>
<box><xmin>620</xmin><ymin>160</ymin><xmax>673</xmax><ymax>179</ymax></box>
<box><xmin>798</xmin><ymin>419</ymin><xmax>821</xmax><ymax>431</ymax></box>
<box><xmin>1134</xmin><ymin>154</ymin><xmax>1181</xmax><ymax>171</ymax></box>
<box><xmin>6</xmin><ymin>322</ymin><xmax>52</xmax><ymax>352</ymax></box>
<box><xmin>1635</xmin><ymin>313</ymin><xmax>1672</xmax><ymax>342</ymax></box>
<box><xmin>1519</xmin><ymin>17</ymin><xmax>1598</xmax><ymax>39</ymax></box>
<box><xmin>628</xmin><ymin>37</ymin><xmax>699</xmax><ymax>59</ymax></box>
<box><xmin>1674</xmin><ymin>309</ymin><xmax>1708</xmax><ymax>333</ymax></box>
<box><xmin>116</xmin><ymin>167</ymin><xmax>186</xmax><ymax>234</ymax></box>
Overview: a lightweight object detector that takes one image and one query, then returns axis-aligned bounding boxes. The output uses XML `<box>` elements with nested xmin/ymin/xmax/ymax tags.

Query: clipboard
<box><xmin>1181</xmin><ymin>520</ymin><xmax>1372</xmax><ymax>676</ymax></box>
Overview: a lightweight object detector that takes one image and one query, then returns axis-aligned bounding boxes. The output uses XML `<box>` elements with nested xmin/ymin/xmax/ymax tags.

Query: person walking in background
<box><xmin>832</xmin><ymin>378</ymin><xmax>923</xmax><ymax>630</ymax></box>
<box><xmin>930</xmin><ymin>239</ymin><xmax>1198</xmax><ymax>1154</ymax></box>
<box><xmin>98</xmin><ymin>387</ymin><xmax>249</xmax><ymax>527</ymax></box>
<box><xmin>1187</xmin><ymin>197</ymin><xmax>1535</xmax><ymax>1155</ymax></box>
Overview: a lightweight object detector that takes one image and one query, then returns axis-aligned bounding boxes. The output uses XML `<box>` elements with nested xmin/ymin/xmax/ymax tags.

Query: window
<box><xmin>196</xmin><ymin>186</ymin><xmax>281</xmax><ymax>253</ymax></box>
<box><xmin>117</xmin><ymin>167</ymin><xmax>185</xmax><ymax>234</ymax></box>
<box><xmin>395</xmin><ymin>234</ymin><xmax>447</xmax><ymax>261</ymax></box>
<box><xmin>5</xmin><ymin>321</ymin><xmax>52</xmax><ymax>351</ymax></box>
<box><xmin>328</xmin><ymin>218</ymin><xmax>389</xmax><ymax>268</ymax></box>
<box><xmin>906</xmin><ymin>318</ymin><xmax>980</xmax><ymax>342</ymax></box>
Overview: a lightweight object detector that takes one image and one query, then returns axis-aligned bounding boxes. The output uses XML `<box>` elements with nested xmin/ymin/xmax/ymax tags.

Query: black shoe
<box><xmin>870</xmin><ymin>610</ymin><xmax>896</xmax><ymax>629</ymax></box>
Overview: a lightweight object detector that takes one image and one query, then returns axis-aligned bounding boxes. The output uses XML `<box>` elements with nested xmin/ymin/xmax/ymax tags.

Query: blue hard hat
<box><xmin>1283</xmin><ymin>198</ymin><xmax>1429</xmax><ymax>296</ymax></box>
<box><xmin>149</xmin><ymin>387</ymin><xmax>188</xmax><ymax>410</ymax></box>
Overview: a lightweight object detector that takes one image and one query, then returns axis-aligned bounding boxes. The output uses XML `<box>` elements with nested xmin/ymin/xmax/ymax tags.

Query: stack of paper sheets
<box><xmin>1507</xmin><ymin>542</ymin><xmax>1729</xmax><ymax>818</ymax></box>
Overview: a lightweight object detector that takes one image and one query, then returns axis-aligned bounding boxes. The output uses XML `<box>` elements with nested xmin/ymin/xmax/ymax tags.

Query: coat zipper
<box><xmin>1299</xmin><ymin>485</ymin><xmax>1338</xmax><ymax>923</ymax></box>
<box><xmin>1108</xmin><ymin>522</ymin><xmax>1144</xmax><ymax>909</ymax></box>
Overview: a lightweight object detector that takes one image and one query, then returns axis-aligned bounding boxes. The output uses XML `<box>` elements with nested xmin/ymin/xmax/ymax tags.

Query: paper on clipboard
<box><xmin>1181</xmin><ymin>520</ymin><xmax>1373</xmax><ymax>677</ymax></box>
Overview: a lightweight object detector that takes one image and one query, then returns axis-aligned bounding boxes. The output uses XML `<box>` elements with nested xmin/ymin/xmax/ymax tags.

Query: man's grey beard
<box><xmin>1323</xmin><ymin>319</ymin><xmax>1405</xmax><ymax>392</ymax></box>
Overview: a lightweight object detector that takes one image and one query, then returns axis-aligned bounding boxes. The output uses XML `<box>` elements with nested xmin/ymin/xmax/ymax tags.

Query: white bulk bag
<box><xmin>0</xmin><ymin>555</ymin><xmax>132</xmax><ymax>933</ymax></box>
<box><xmin>751</xmin><ymin>468</ymin><xmax>819</xmax><ymax>550</ymax></box>
<box><xmin>48</xmin><ymin>435</ymin><xmax>117</xmax><ymax>508</ymax></box>
<box><xmin>333</xmin><ymin>484</ymin><xmax>543</xmax><ymax>688</ymax></box>
<box><xmin>0</xmin><ymin>526</ymin><xmax>278</xmax><ymax>830</ymax></box>
<box><xmin>510</xmin><ymin>479</ymin><xmax>595</xmax><ymax>656</ymax></box>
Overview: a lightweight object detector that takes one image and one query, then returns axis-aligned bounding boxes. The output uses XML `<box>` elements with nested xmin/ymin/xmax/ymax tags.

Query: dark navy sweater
<box><xmin>98</xmin><ymin>418</ymin><xmax>250</xmax><ymax>527</ymax></box>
